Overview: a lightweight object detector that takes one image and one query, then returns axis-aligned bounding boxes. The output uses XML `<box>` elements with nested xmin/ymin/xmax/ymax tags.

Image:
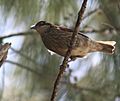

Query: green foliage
<box><xmin>45</xmin><ymin>0</ymin><xmax>77</xmax><ymax>23</ymax></box>
<box><xmin>0</xmin><ymin>0</ymin><xmax>40</xmax><ymax>24</ymax></box>
<box><xmin>0</xmin><ymin>0</ymin><xmax>120</xmax><ymax>101</ymax></box>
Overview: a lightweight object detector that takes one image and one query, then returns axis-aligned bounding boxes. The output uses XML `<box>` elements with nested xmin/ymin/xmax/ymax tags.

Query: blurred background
<box><xmin>0</xmin><ymin>0</ymin><xmax>120</xmax><ymax>101</ymax></box>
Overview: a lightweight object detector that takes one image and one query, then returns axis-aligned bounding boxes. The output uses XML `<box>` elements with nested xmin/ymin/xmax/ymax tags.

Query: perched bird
<box><xmin>31</xmin><ymin>21</ymin><xmax>116</xmax><ymax>59</ymax></box>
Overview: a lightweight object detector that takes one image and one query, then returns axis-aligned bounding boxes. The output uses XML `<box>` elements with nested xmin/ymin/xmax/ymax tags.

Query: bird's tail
<box><xmin>90</xmin><ymin>41</ymin><xmax>116</xmax><ymax>54</ymax></box>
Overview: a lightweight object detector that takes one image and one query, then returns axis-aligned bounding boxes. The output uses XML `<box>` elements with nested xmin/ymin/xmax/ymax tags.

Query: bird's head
<box><xmin>31</xmin><ymin>21</ymin><xmax>51</xmax><ymax>34</ymax></box>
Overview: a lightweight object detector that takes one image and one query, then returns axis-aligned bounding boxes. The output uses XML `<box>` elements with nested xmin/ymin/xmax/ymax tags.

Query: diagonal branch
<box><xmin>10</xmin><ymin>47</ymin><xmax>39</xmax><ymax>66</ymax></box>
<box><xmin>0</xmin><ymin>31</ymin><xmax>37</xmax><ymax>40</ymax></box>
<box><xmin>50</xmin><ymin>0</ymin><xmax>88</xmax><ymax>101</ymax></box>
<box><xmin>5</xmin><ymin>60</ymin><xmax>42</xmax><ymax>76</ymax></box>
<box><xmin>61</xmin><ymin>81</ymin><xmax>101</xmax><ymax>95</ymax></box>
<box><xmin>83</xmin><ymin>8</ymin><xmax>100</xmax><ymax>20</ymax></box>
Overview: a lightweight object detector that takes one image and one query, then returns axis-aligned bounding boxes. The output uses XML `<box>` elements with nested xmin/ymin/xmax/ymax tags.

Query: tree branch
<box><xmin>83</xmin><ymin>8</ymin><xmax>100</xmax><ymax>20</ymax></box>
<box><xmin>80</xmin><ymin>26</ymin><xmax>120</xmax><ymax>34</ymax></box>
<box><xmin>10</xmin><ymin>47</ymin><xmax>39</xmax><ymax>67</ymax></box>
<box><xmin>50</xmin><ymin>0</ymin><xmax>88</xmax><ymax>101</ymax></box>
<box><xmin>0</xmin><ymin>31</ymin><xmax>37</xmax><ymax>40</ymax></box>
<box><xmin>5</xmin><ymin>60</ymin><xmax>42</xmax><ymax>76</ymax></box>
<box><xmin>61</xmin><ymin>81</ymin><xmax>101</xmax><ymax>95</ymax></box>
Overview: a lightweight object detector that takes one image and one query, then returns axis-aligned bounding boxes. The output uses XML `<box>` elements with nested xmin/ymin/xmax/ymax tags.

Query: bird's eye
<box><xmin>40</xmin><ymin>21</ymin><xmax>45</xmax><ymax>25</ymax></box>
<box><xmin>36</xmin><ymin>21</ymin><xmax>46</xmax><ymax>27</ymax></box>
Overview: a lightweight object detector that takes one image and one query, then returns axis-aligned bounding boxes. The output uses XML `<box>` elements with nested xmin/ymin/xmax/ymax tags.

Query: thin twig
<box><xmin>5</xmin><ymin>60</ymin><xmax>41</xmax><ymax>76</ymax></box>
<box><xmin>0</xmin><ymin>31</ymin><xmax>36</xmax><ymax>40</ymax></box>
<box><xmin>80</xmin><ymin>27</ymin><xmax>113</xmax><ymax>33</ymax></box>
<box><xmin>80</xmin><ymin>26</ymin><xmax>120</xmax><ymax>34</ymax></box>
<box><xmin>61</xmin><ymin>81</ymin><xmax>101</xmax><ymax>94</ymax></box>
<box><xmin>10</xmin><ymin>47</ymin><xmax>39</xmax><ymax>66</ymax></box>
<box><xmin>50</xmin><ymin>0</ymin><xmax>88</xmax><ymax>101</ymax></box>
<box><xmin>83</xmin><ymin>8</ymin><xmax>100</xmax><ymax>20</ymax></box>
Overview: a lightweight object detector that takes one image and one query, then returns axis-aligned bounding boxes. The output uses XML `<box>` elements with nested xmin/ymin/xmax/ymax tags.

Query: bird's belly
<box><xmin>71</xmin><ymin>47</ymin><xmax>89</xmax><ymax>57</ymax></box>
<box><xmin>51</xmin><ymin>48</ymin><xmax>67</xmax><ymax>56</ymax></box>
<box><xmin>51</xmin><ymin>47</ymin><xmax>89</xmax><ymax>57</ymax></box>
<box><xmin>46</xmin><ymin>46</ymin><xmax>90</xmax><ymax>57</ymax></box>
<box><xmin>42</xmin><ymin>36</ymin><xmax>90</xmax><ymax>57</ymax></box>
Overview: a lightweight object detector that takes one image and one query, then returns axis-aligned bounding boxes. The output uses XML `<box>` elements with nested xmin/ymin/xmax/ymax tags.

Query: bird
<box><xmin>31</xmin><ymin>21</ymin><xmax>116</xmax><ymax>60</ymax></box>
<box><xmin>0</xmin><ymin>43</ymin><xmax>11</xmax><ymax>67</ymax></box>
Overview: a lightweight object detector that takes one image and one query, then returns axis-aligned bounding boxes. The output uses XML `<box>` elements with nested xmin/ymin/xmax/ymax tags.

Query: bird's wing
<box><xmin>58</xmin><ymin>26</ymin><xmax>89</xmax><ymax>39</ymax></box>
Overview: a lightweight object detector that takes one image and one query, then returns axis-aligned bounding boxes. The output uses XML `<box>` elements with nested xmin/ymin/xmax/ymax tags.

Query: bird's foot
<box><xmin>60</xmin><ymin>64</ymin><xmax>69</xmax><ymax>70</ymax></box>
<box><xmin>68</xmin><ymin>57</ymin><xmax>77</xmax><ymax>62</ymax></box>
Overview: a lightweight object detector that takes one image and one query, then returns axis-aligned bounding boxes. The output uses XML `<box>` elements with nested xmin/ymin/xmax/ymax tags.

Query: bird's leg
<box><xmin>68</xmin><ymin>55</ymin><xmax>85</xmax><ymax>62</ymax></box>
<box><xmin>68</xmin><ymin>56</ymin><xmax>77</xmax><ymax>62</ymax></box>
<box><xmin>60</xmin><ymin>62</ymin><xmax>70</xmax><ymax>71</ymax></box>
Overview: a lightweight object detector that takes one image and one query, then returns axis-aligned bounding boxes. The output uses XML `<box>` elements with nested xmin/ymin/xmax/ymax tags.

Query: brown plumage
<box><xmin>0</xmin><ymin>43</ymin><xmax>11</xmax><ymax>67</ymax></box>
<box><xmin>31</xmin><ymin>21</ymin><xmax>116</xmax><ymax>59</ymax></box>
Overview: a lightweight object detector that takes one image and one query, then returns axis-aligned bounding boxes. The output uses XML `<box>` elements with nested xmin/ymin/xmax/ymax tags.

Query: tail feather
<box><xmin>96</xmin><ymin>41</ymin><xmax>116</xmax><ymax>54</ymax></box>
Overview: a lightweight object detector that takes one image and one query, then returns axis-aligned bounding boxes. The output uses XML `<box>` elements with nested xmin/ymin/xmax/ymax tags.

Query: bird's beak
<box><xmin>30</xmin><ymin>25</ymin><xmax>36</xmax><ymax>29</ymax></box>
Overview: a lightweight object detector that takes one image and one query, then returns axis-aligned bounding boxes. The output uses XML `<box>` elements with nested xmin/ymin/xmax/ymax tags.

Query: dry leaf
<box><xmin>0</xmin><ymin>43</ymin><xmax>11</xmax><ymax>67</ymax></box>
